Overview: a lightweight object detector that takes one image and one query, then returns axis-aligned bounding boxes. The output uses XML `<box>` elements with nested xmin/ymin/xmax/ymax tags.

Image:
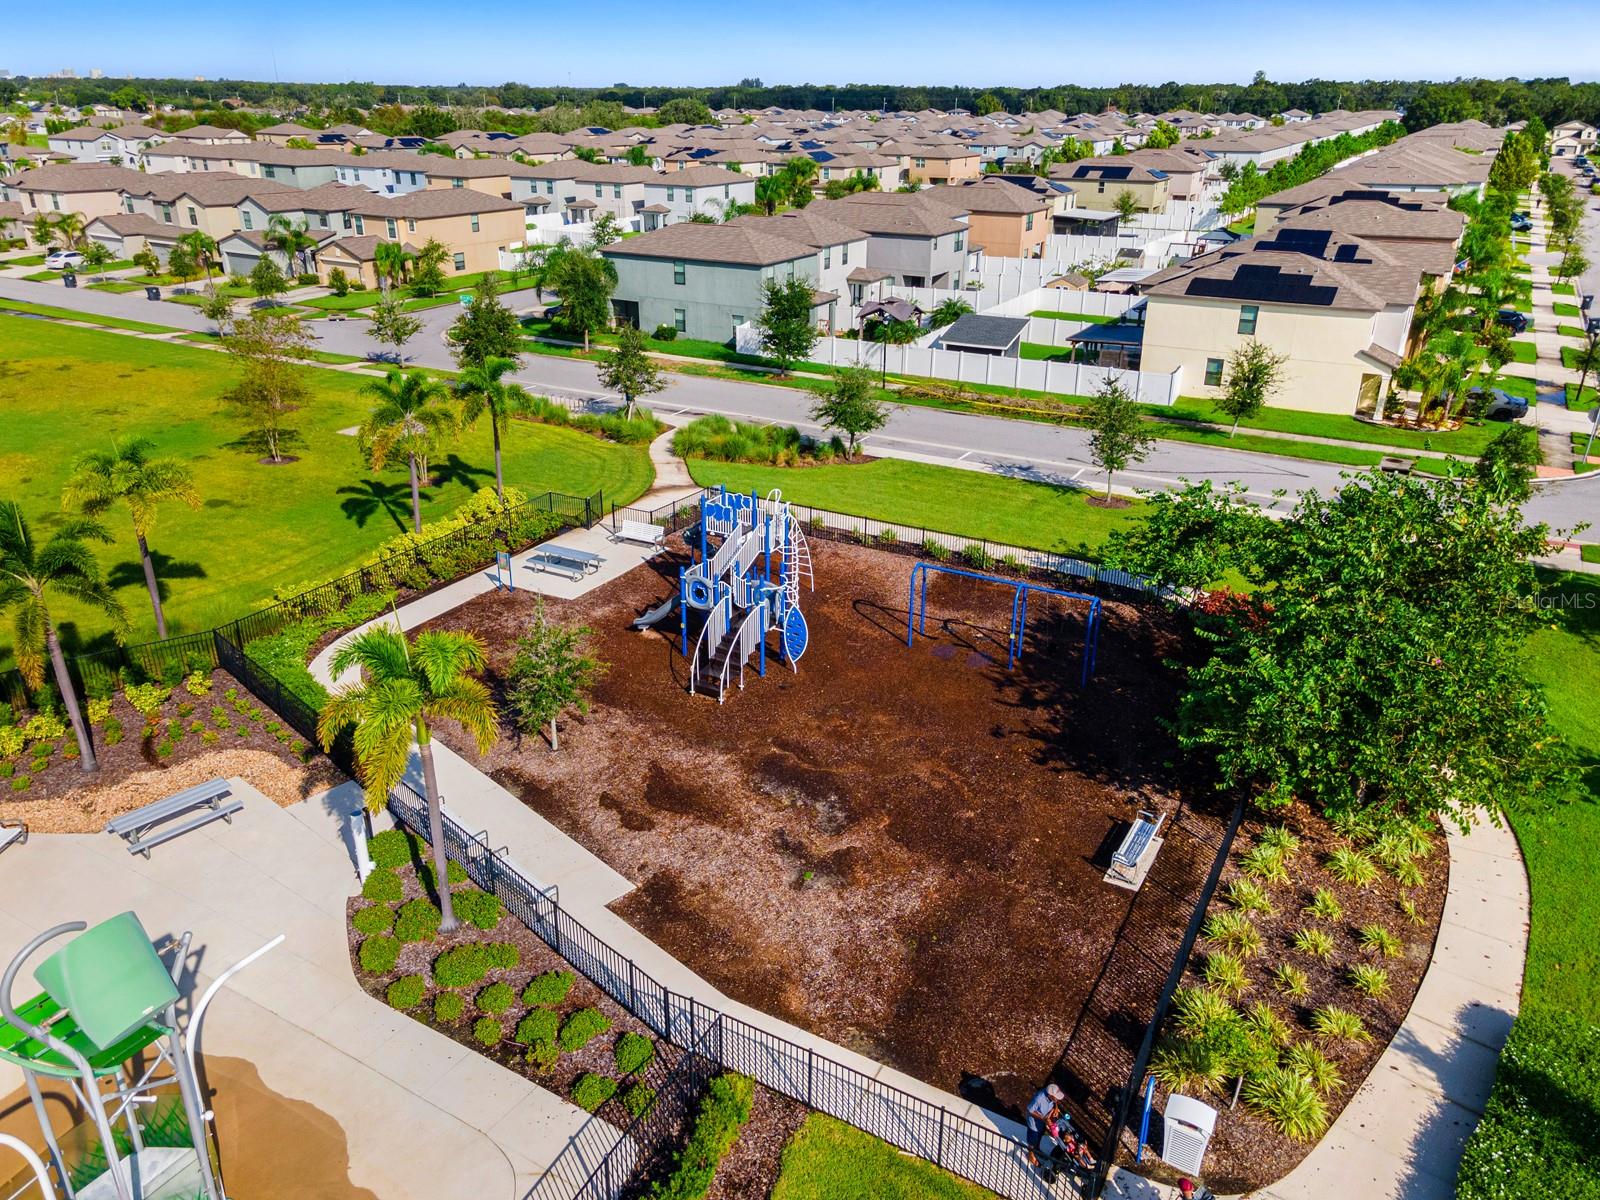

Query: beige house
<box><xmin>886</xmin><ymin>142</ymin><xmax>982</xmax><ymax>186</ymax></box>
<box><xmin>3</xmin><ymin>163</ymin><xmax>147</xmax><ymax>230</ymax></box>
<box><xmin>316</xmin><ymin>189</ymin><xmax>525</xmax><ymax>286</ymax></box>
<box><xmin>1139</xmin><ymin>228</ymin><xmax>1428</xmax><ymax>415</ymax></box>
<box><xmin>124</xmin><ymin>172</ymin><xmax>297</xmax><ymax>241</ymax></box>
<box><xmin>1049</xmin><ymin>158</ymin><xmax>1172</xmax><ymax>212</ymax></box>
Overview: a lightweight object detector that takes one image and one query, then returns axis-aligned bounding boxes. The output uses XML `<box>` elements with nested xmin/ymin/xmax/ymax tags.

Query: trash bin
<box><xmin>145</xmin><ymin>285</ymin><xmax>161</xmax><ymax>301</ymax></box>
<box><xmin>63</xmin><ymin>273</ymin><xmax>77</xmax><ymax>289</ymax></box>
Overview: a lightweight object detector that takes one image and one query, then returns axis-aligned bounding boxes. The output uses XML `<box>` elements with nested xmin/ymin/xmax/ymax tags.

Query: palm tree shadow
<box><xmin>338</xmin><ymin>479</ymin><xmax>424</xmax><ymax>532</ymax></box>
<box><xmin>106</xmin><ymin>552</ymin><xmax>208</xmax><ymax>600</ymax></box>
<box><xmin>429</xmin><ymin>454</ymin><xmax>494</xmax><ymax>492</ymax></box>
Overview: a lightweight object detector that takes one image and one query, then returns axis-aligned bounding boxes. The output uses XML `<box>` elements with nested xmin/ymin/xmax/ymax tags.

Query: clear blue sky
<box><xmin>8</xmin><ymin>0</ymin><xmax>1598</xmax><ymax>88</ymax></box>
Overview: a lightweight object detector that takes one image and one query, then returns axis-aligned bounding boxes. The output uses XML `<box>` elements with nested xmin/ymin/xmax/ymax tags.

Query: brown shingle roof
<box><xmin>602</xmin><ymin>221</ymin><xmax>814</xmax><ymax>266</ymax></box>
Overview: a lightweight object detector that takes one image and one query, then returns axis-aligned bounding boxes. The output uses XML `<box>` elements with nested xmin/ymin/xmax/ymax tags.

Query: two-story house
<box><xmin>638</xmin><ymin>166</ymin><xmax>757</xmax><ymax>229</ymax></box>
<box><xmin>812</xmin><ymin>192</ymin><xmax>969</xmax><ymax>289</ymax></box>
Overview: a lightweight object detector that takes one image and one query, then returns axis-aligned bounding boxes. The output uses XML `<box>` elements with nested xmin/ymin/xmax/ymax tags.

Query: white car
<box><xmin>44</xmin><ymin>250</ymin><xmax>84</xmax><ymax>270</ymax></box>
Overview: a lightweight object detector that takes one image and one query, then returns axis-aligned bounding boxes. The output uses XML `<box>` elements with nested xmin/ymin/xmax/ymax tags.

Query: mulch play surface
<box><xmin>423</xmin><ymin>537</ymin><xmax>1210</xmax><ymax>1114</ymax></box>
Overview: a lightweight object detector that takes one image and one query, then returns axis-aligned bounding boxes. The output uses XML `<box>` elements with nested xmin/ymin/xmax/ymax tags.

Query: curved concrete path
<box><xmin>1254</xmin><ymin>818</ymin><xmax>1529</xmax><ymax>1200</ymax></box>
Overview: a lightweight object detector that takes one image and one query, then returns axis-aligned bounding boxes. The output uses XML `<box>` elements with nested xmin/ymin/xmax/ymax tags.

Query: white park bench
<box><xmin>0</xmin><ymin>819</ymin><xmax>26</xmax><ymax>855</ymax></box>
<box><xmin>1109</xmin><ymin>809</ymin><xmax>1164</xmax><ymax>884</ymax></box>
<box><xmin>528</xmin><ymin>544</ymin><xmax>604</xmax><ymax>581</ymax></box>
<box><xmin>105</xmin><ymin>778</ymin><xmax>243</xmax><ymax>858</ymax></box>
<box><xmin>614</xmin><ymin>520</ymin><xmax>666</xmax><ymax>550</ymax></box>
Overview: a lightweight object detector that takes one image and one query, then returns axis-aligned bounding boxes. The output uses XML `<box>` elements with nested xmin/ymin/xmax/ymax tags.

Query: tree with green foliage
<box><xmin>544</xmin><ymin>245</ymin><xmax>616</xmax><ymax>348</ymax></box>
<box><xmin>319</xmin><ymin>626</ymin><xmax>498</xmax><ymax>932</ymax></box>
<box><xmin>78</xmin><ymin>240</ymin><xmax>113</xmax><ymax>279</ymax></box>
<box><xmin>1085</xmin><ymin>375</ymin><xmax>1155</xmax><ymax>501</ymax></box>
<box><xmin>1216</xmin><ymin>340</ymin><xmax>1289</xmax><ymax>435</ymax></box>
<box><xmin>1473</xmin><ymin>424</ymin><xmax>1541</xmax><ymax>503</ymax></box>
<box><xmin>1556</xmin><ymin>246</ymin><xmax>1589</xmax><ymax>287</ymax></box>
<box><xmin>1104</xmin><ymin>474</ymin><xmax>1561</xmax><ymax>830</ymax></box>
<box><xmin>1112</xmin><ymin>189</ymin><xmax>1140</xmax><ymax>221</ymax></box>
<box><xmin>175</xmin><ymin>229</ymin><xmax>218</xmax><ymax>282</ymax></box>
<box><xmin>360</xmin><ymin>369</ymin><xmax>458</xmax><ymax>533</ymax></box>
<box><xmin>974</xmin><ymin>92</ymin><xmax>1003</xmax><ymax>116</ymax></box>
<box><xmin>200</xmin><ymin>286</ymin><xmax>233</xmax><ymax>331</ymax></box>
<box><xmin>810</xmin><ymin>366</ymin><xmax>887</xmax><ymax>455</ymax></box>
<box><xmin>369</xmin><ymin>291</ymin><xmax>423</xmax><ymax>362</ymax></box>
<box><xmin>1573</xmin><ymin>335</ymin><xmax>1600</xmax><ymax>460</ymax></box>
<box><xmin>655</xmin><ymin>97</ymin><xmax>714</xmax><ymax>126</ymax></box>
<box><xmin>587</xmin><ymin>211</ymin><xmax>624</xmax><ymax>249</ymax></box>
<box><xmin>265</xmin><ymin>214</ymin><xmax>316</xmax><ymax>277</ymax></box>
<box><xmin>596</xmin><ymin>325</ymin><xmax>667</xmax><ymax>419</ymax></box>
<box><xmin>409</xmin><ymin>239</ymin><xmax>450</xmax><ymax>297</ymax></box>
<box><xmin>248</xmin><ymin>256</ymin><xmax>287</xmax><ymax>303</ymax></box>
<box><xmin>1145</xmin><ymin>120</ymin><xmax>1180</xmax><ymax>149</ymax></box>
<box><xmin>0</xmin><ymin>502</ymin><xmax>128</xmax><ymax>771</ymax></box>
<box><xmin>756</xmin><ymin>276</ymin><xmax>819</xmax><ymax>373</ymax></box>
<box><xmin>504</xmin><ymin>598</ymin><xmax>605</xmax><ymax>750</ymax></box>
<box><xmin>61</xmin><ymin>438</ymin><xmax>199</xmax><ymax>639</ymax></box>
<box><xmin>374</xmin><ymin>240</ymin><xmax>412</xmax><ymax>293</ymax></box>
<box><xmin>929</xmin><ymin>298</ymin><xmax>973</xmax><ymax>328</ymax></box>
<box><xmin>449</xmin><ymin>274</ymin><xmax>522</xmax><ymax>368</ymax></box>
<box><xmin>47</xmin><ymin>211</ymin><xmax>86</xmax><ymax>251</ymax></box>
<box><xmin>454</xmin><ymin>356</ymin><xmax>531</xmax><ymax>500</ymax></box>
<box><xmin>219</xmin><ymin>308</ymin><xmax>315</xmax><ymax>463</ymax></box>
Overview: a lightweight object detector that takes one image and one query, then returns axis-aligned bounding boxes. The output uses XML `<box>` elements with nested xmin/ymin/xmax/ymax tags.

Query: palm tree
<box><xmin>755</xmin><ymin>175</ymin><xmax>787</xmax><ymax>216</ymax></box>
<box><xmin>48</xmin><ymin>212</ymin><xmax>86</xmax><ymax>251</ymax></box>
<box><xmin>265</xmin><ymin>214</ymin><xmax>315</xmax><ymax>278</ymax></box>
<box><xmin>929</xmin><ymin>298</ymin><xmax>973</xmax><ymax>328</ymax></box>
<box><xmin>374</xmin><ymin>240</ymin><xmax>412</xmax><ymax>294</ymax></box>
<box><xmin>360</xmin><ymin>370</ymin><xmax>459</xmax><ymax>533</ymax></box>
<box><xmin>175</xmin><ymin>230</ymin><xmax>219</xmax><ymax>283</ymax></box>
<box><xmin>318</xmin><ymin>627</ymin><xmax>498</xmax><ymax>933</ymax></box>
<box><xmin>61</xmin><ymin>438</ymin><xmax>200</xmax><ymax>640</ymax></box>
<box><xmin>455</xmin><ymin>357</ymin><xmax>530</xmax><ymax>502</ymax></box>
<box><xmin>28</xmin><ymin>214</ymin><xmax>53</xmax><ymax>249</ymax></box>
<box><xmin>0</xmin><ymin>503</ymin><xmax>128</xmax><ymax>773</ymax></box>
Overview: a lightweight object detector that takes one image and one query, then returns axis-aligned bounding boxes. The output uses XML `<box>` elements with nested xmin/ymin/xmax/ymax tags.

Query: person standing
<box><xmin>1026</xmin><ymin>1082</ymin><xmax>1065</xmax><ymax>1161</ymax></box>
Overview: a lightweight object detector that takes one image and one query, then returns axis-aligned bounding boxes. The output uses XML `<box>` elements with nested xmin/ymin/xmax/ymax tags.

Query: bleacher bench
<box><xmin>104</xmin><ymin>778</ymin><xmax>243</xmax><ymax>858</ymax></box>
<box><xmin>528</xmin><ymin>545</ymin><xmax>604</xmax><ymax>581</ymax></box>
<box><xmin>1109</xmin><ymin>810</ymin><xmax>1164</xmax><ymax>883</ymax></box>
<box><xmin>0</xmin><ymin>819</ymin><xmax>26</xmax><ymax>855</ymax></box>
<box><xmin>614</xmin><ymin>520</ymin><xmax>666</xmax><ymax>550</ymax></box>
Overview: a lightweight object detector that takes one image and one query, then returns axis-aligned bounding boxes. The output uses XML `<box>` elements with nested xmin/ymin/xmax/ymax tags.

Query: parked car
<box><xmin>1495</xmin><ymin>308</ymin><xmax>1531</xmax><ymax>333</ymax></box>
<box><xmin>1468</xmin><ymin>386</ymin><xmax>1530</xmax><ymax>422</ymax></box>
<box><xmin>1509</xmin><ymin>214</ymin><xmax>1532</xmax><ymax>232</ymax></box>
<box><xmin>43</xmin><ymin>250</ymin><xmax>84</xmax><ymax>270</ymax></box>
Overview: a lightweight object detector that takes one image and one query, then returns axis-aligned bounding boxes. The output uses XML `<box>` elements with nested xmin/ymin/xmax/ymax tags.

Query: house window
<box><xmin>732</xmin><ymin>313</ymin><xmax>744</xmax><ymax>328</ymax></box>
<box><xmin>407</xmin><ymin>218</ymin><xmax>416</xmax><ymax>233</ymax></box>
<box><xmin>317</xmin><ymin>214</ymin><xmax>328</xmax><ymax>229</ymax></box>
<box><xmin>684</xmin><ymin>187</ymin><xmax>694</xmax><ymax>203</ymax></box>
<box><xmin>160</xmin><ymin>203</ymin><xmax>172</xmax><ymax>223</ymax></box>
<box><xmin>823</xmin><ymin>246</ymin><xmax>831</xmax><ymax>269</ymax></box>
<box><xmin>842</xmin><ymin>242</ymin><xmax>849</xmax><ymax>263</ymax></box>
<box><xmin>545</xmin><ymin>180</ymin><xmax>554</xmax><ymax>194</ymax></box>
<box><xmin>673</xmin><ymin>308</ymin><xmax>686</xmax><ymax>332</ymax></box>
<box><xmin>453</xmin><ymin>252</ymin><xmax>466</xmax><ymax>271</ymax></box>
<box><xmin>666</xmin><ymin>186</ymin><xmax>675</xmax><ymax>202</ymax></box>
<box><xmin>1237</xmin><ymin>305</ymin><xmax>1259</xmax><ymax>335</ymax></box>
<box><xmin>1204</xmin><ymin>357</ymin><xmax>1225</xmax><ymax>387</ymax></box>
<box><xmin>470</xmin><ymin>213</ymin><xmax>480</xmax><ymax>233</ymax></box>
<box><xmin>595</xmin><ymin>183</ymin><xmax>603</xmax><ymax>198</ymax></box>
<box><xmin>264</xmin><ymin>165</ymin><xmax>276</xmax><ymax>179</ymax></box>
<box><xmin>186</xmin><ymin>206</ymin><xmax>198</xmax><ymax>226</ymax></box>
<box><xmin>353</xmin><ymin>215</ymin><xmax>365</xmax><ymax>235</ymax></box>
<box><xmin>452</xmin><ymin>178</ymin><xmax>464</xmax><ymax>188</ymax></box>
<box><xmin>673</xmin><ymin>260</ymin><xmax>686</xmax><ymax>285</ymax></box>
<box><xmin>1025</xmin><ymin>212</ymin><xmax>1034</xmax><ymax>231</ymax></box>
<box><xmin>1096</xmin><ymin>180</ymin><xmax>1106</xmax><ymax>193</ymax></box>
<box><xmin>386</xmin><ymin>218</ymin><xmax>397</xmax><ymax>239</ymax></box>
<box><xmin>123</xmin><ymin>197</ymin><xmax>134</xmax><ymax>214</ymax></box>
<box><xmin>342</xmin><ymin>213</ymin><xmax>352</xmax><ymax>230</ymax></box>
<box><xmin>954</xmin><ymin>231</ymin><xmax>964</xmax><ymax>252</ymax></box>
<box><xmin>242</xmin><ymin>211</ymin><xmax>253</xmax><ymax>230</ymax></box>
<box><xmin>914</xmin><ymin>157</ymin><xmax>926</xmax><ymax>168</ymax></box>
<box><xmin>613</xmin><ymin>184</ymin><xmax>622</xmax><ymax>198</ymax></box>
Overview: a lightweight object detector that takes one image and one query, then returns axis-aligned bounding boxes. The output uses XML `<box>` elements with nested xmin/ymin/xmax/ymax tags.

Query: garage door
<box><xmin>224</xmin><ymin>251</ymin><xmax>260</xmax><ymax>277</ymax></box>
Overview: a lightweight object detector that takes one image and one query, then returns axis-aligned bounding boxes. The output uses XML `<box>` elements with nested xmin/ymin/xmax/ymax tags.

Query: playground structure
<box><xmin>0</xmin><ymin>911</ymin><xmax>281</xmax><ymax>1200</ymax></box>
<box><xmin>669</xmin><ymin>486</ymin><xmax>814</xmax><ymax>703</ymax></box>
<box><xmin>905</xmin><ymin>562</ymin><xmax>1103</xmax><ymax>687</ymax></box>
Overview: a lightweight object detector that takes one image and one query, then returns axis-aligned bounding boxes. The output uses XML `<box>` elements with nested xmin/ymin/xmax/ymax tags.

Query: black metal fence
<box><xmin>0</xmin><ymin>489</ymin><xmax>604</xmax><ymax>713</ymax></box>
<box><xmin>386</xmin><ymin>787</ymin><xmax>1082</xmax><ymax>1200</ymax></box>
<box><xmin>609</xmin><ymin>491</ymin><xmax>1167</xmax><ymax>604</ymax></box>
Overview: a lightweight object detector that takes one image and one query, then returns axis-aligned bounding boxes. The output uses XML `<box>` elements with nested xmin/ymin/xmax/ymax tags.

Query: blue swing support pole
<box><xmin>905</xmin><ymin>562</ymin><xmax>1102</xmax><ymax>685</ymax></box>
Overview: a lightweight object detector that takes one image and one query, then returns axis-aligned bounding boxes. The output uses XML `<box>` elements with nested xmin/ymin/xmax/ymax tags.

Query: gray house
<box><xmin>601</xmin><ymin>222</ymin><xmax>828</xmax><ymax>342</ymax></box>
<box><xmin>811</xmin><ymin>193</ymin><xmax>968</xmax><ymax>289</ymax></box>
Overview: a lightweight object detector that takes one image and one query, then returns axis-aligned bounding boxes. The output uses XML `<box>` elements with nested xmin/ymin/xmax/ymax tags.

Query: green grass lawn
<box><xmin>770</xmin><ymin>1115</ymin><xmax>997</xmax><ymax>1200</ymax></box>
<box><xmin>0</xmin><ymin>315</ymin><xmax>652</xmax><ymax>662</ymax></box>
<box><xmin>686</xmin><ymin>457</ymin><xmax>1144</xmax><ymax>557</ymax></box>
<box><xmin>1562</xmin><ymin>345</ymin><xmax>1595</xmax><ymax>371</ymax></box>
<box><xmin>1558</xmin><ymin>325</ymin><xmax>1589</xmax><ymax>339</ymax></box>
<box><xmin>1552</xmin><ymin>302</ymin><xmax>1581</xmax><ymax>318</ymax></box>
<box><xmin>1226</xmin><ymin>215</ymin><xmax>1255</xmax><ymax>236</ymax></box>
<box><xmin>1567</xmin><ymin>382</ymin><xmax>1599</xmax><ymax>410</ymax></box>
<box><xmin>3</xmin><ymin>254</ymin><xmax>46</xmax><ymax>267</ymax></box>
<box><xmin>21</xmin><ymin>269</ymin><xmax>67</xmax><ymax>282</ymax></box>
<box><xmin>302</xmin><ymin>291</ymin><xmax>382</xmax><ymax>312</ymax></box>
<box><xmin>1164</xmin><ymin>397</ymin><xmax>1498</xmax><ymax>456</ymax></box>
<box><xmin>1028</xmin><ymin>309</ymin><xmax>1117</xmax><ymax>324</ymax></box>
<box><xmin>1019</xmin><ymin>342</ymin><xmax>1092</xmax><ymax>363</ymax></box>
<box><xmin>1508</xmin><ymin>340</ymin><xmax>1537</xmax><ymax>364</ymax></box>
<box><xmin>0</xmin><ymin>299</ymin><xmax>179</xmax><ymax>334</ymax></box>
<box><xmin>87</xmin><ymin>280</ymin><xmax>150</xmax><ymax>294</ymax></box>
<box><xmin>1582</xmin><ymin>545</ymin><xmax>1600</xmax><ymax>564</ymax></box>
<box><xmin>1511</xmin><ymin>295</ymin><xmax>1533</xmax><ymax>314</ymax></box>
<box><xmin>1552</xmin><ymin>282</ymin><xmax>1576</xmax><ymax>296</ymax></box>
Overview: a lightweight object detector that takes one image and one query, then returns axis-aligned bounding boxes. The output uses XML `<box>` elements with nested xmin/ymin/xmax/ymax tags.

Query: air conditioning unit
<box><xmin>1161</xmin><ymin>1094</ymin><xmax>1218</xmax><ymax>1176</ymax></box>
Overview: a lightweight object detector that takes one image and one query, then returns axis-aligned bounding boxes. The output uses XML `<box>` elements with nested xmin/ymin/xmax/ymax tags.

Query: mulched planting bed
<box><xmin>1141</xmin><ymin>804</ymin><xmax>1448</xmax><ymax>1191</ymax></box>
<box><xmin>0</xmin><ymin>670</ymin><xmax>343</xmax><ymax>827</ymax></box>
<box><xmin>345</xmin><ymin>843</ymin><xmax>669</xmax><ymax>1127</ymax></box>
<box><xmin>705</xmin><ymin>1084</ymin><xmax>807</xmax><ymax>1200</ymax></box>
<box><xmin>422</xmin><ymin>537</ymin><xmax>1218</xmax><ymax>1116</ymax></box>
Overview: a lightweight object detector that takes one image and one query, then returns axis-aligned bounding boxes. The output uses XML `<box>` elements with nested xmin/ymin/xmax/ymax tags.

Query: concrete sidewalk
<box><xmin>0</xmin><ymin>778</ymin><xmax>607</xmax><ymax>1199</ymax></box>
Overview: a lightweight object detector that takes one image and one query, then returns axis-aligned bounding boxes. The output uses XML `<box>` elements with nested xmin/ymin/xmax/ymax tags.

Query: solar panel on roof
<box><xmin>1188</xmin><ymin>264</ymin><xmax>1338</xmax><ymax>307</ymax></box>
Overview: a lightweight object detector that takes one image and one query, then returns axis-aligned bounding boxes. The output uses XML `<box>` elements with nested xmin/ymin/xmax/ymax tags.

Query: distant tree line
<box><xmin>7</xmin><ymin>73</ymin><xmax>1598</xmax><ymax>131</ymax></box>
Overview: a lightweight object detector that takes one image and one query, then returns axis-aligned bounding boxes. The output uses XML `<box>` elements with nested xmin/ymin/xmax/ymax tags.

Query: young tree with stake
<box><xmin>811</xmin><ymin>366</ymin><xmax>887</xmax><ymax>455</ymax></box>
<box><xmin>220</xmin><ymin>308</ymin><xmax>316</xmax><ymax>464</ymax></box>
<box><xmin>756</xmin><ymin>276</ymin><xmax>819</xmax><ymax>374</ymax></box>
<box><xmin>1085</xmin><ymin>375</ymin><xmax>1155</xmax><ymax>502</ymax></box>
<box><xmin>1216</xmin><ymin>341</ymin><xmax>1289</xmax><ymax>436</ymax></box>
<box><xmin>369</xmin><ymin>291</ymin><xmax>423</xmax><ymax>363</ymax></box>
<box><xmin>596</xmin><ymin>325</ymin><xmax>667</xmax><ymax>418</ymax></box>
<box><xmin>504</xmin><ymin>599</ymin><xmax>605</xmax><ymax>750</ymax></box>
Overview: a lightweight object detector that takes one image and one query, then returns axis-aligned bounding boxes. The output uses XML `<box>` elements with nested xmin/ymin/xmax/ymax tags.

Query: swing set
<box><xmin>905</xmin><ymin>562</ymin><xmax>1103</xmax><ymax>687</ymax></box>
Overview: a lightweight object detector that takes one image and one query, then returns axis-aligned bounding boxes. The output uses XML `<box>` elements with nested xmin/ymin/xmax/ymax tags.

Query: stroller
<box><xmin>1035</xmin><ymin>1112</ymin><xmax>1097</xmax><ymax>1188</ymax></box>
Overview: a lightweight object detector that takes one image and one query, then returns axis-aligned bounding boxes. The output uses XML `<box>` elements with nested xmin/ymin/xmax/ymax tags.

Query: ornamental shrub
<box><xmin>387</xmin><ymin>975</ymin><xmax>426</xmax><ymax>1010</ymax></box>
<box><xmin>23</xmin><ymin>712</ymin><xmax>66</xmax><ymax>743</ymax></box>
<box><xmin>557</xmin><ymin>1007</ymin><xmax>611</xmax><ymax>1053</ymax></box>
<box><xmin>359</xmin><ymin>934</ymin><xmax>401</xmax><ymax>975</ymax></box>
<box><xmin>122</xmin><ymin>682</ymin><xmax>170</xmax><ymax>716</ymax></box>
<box><xmin>0</xmin><ymin>727</ymin><xmax>23</xmax><ymax>758</ymax></box>
<box><xmin>10</xmin><ymin>774</ymin><xmax>30</xmax><ymax>792</ymax></box>
<box><xmin>368</xmin><ymin>828</ymin><xmax>422</xmax><ymax>870</ymax></box>
<box><xmin>484</xmin><ymin>942</ymin><xmax>520</xmax><ymax>971</ymax></box>
<box><xmin>452</xmin><ymin>889</ymin><xmax>503</xmax><ymax>931</ymax></box>
<box><xmin>183</xmin><ymin>671</ymin><xmax>213</xmax><ymax>696</ymax></box>
<box><xmin>526</xmin><ymin>1040</ymin><xmax>559</xmax><ymax>1075</ymax></box>
<box><xmin>473</xmin><ymin>1016</ymin><xmax>502</xmax><ymax>1046</ymax></box>
<box><xmin>434</xmin><ymin>992</ymin><xmax>466</xmax><ymax>1023</ymax></box>
<box><xmin>515</xmin><ymin>1009</ymin><xmax>560</xmax><ymax>1046</ymax></box>
<box><xmin>614</xmin><ymin>1032</ymin><xmax>655</xmax><ymax>1076</ymax></box>
<box><xmin>477</xmin><ymin>982</ymin><xmax>515</xmax><ymax>1015</ymax></box>
<box><xmin>103</xmin><ymin>718</ymin><xmax>124</xmax><ymax>746</ymax></box>
<box><xmin>649</xmin><ymin>1073</ymin><xmax>754</xmax><ymax>1200</ymax></box>
<box><xmin>418</xmin><ymin>858</ymin><xmax>469</xmax><ymax>892</ymax></box>
<box><xmin>621</xmin><ymin>1083</ymin><xmax>657</xmax><ymax>1121</ymax></box>
<box><xmin>571</xmin><ymin>1073</ymin><xmax>617</xmax><ymax>1113</ymax></box>
<box><xmin>394</xmin><ymin>898</ymin><xmax>442</xmax><ymax>944</ymax></box>
<box><xmin>523</xmin><ymin>970</ymin><xmax>574</xmax><ymax>1007</ymax></box>
<box><xmin>432</xmin><ymin>945</ymin><xmax>490</xmax><ymax>989</ymax></box>
<box><xmin>86</xmin><ymin>698</ymin><xmax>113</xmax><ymax>726</ymax></box>
<box><xmin>361</xmin><ymin>868</ymin><xmax>404</xmax><ymax>903</ymax></box>
<box><xmin>352</xmin><ymin>905</ymin><xmax>395</xmax><ymax>936</ymax></box>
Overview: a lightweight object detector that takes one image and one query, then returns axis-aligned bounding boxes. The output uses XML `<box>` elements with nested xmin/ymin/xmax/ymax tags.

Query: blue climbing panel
<box><xmin>783</xmin><ymin>607</ymin><xmax>809</xmax><ymax>664</ymax></box>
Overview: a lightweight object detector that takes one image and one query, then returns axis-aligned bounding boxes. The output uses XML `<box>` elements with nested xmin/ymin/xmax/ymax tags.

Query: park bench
<box><xmin>614</xmin><ymin>520</ymin><xmax>666</xmax><ymax>550</ymax></box>
<box><xmin>0</xmin><ymin>819</ymin><xmax>26</xmax><ymax>855</ymax></box>
<box><xmin>104</xmin><ymin>779</ymin><xmax>243</xmax><ymax>858</ymax></box>
<box><xmin>1109</xmin><ymin>809</ymin><xmax>1164</xmax><ymax>884</ymax></box>
<box><xmin>528</xmin><ymin>544</ymin><xmax>604</xmax><ymax>581</ymax></box>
